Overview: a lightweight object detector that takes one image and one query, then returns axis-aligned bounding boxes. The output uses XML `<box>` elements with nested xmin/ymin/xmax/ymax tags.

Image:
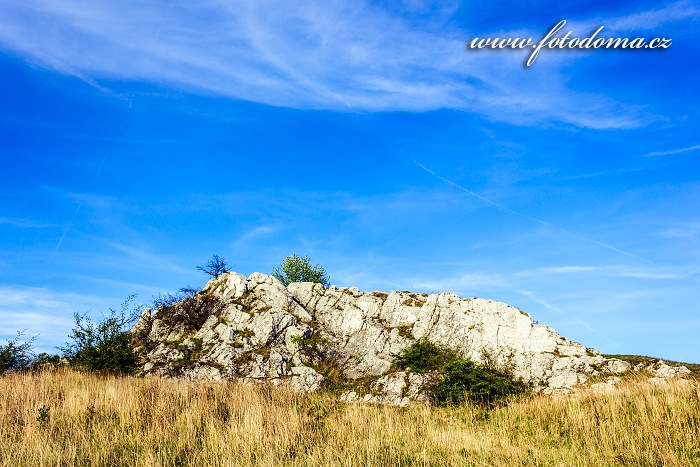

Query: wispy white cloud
<box><xmin>406</xmin><ymin>273</ymin><xmax>507</xmax><ymax>294</ymax></box>
<box><xmin>658</xmin><ymin>221</ymin><xmax>700</xmax><ymax>239</ymax></box>
<box><xmin>599</xmin><ymin>0</ymin><xmax>700</xmax><ymax>32</ymax></box>
<box><xmin>107</xmin><ymin>242</ymin><xmax>192</xmax><ymax>276</ymax></box>
<box><xmin>0</xmin><ymin>0</ymin><xmax>671</xmax><ymax>128</ymax></box>
<box><xmin>543</xmin><ymin>1</ymin><xmax>700</xmax><ymax>41</ymax></box>
<box><xmin>615</xmin><ymin>270</ymin><xmax>683</xmax><ymax>280</ymax></box>
<box><xmin>518</xmin><ymin>289</ymin><xmax>564</xmax><ymax>314</ymax></box>
<box><xmin>64</xmin><ymin>274</ymin><xmax>167</xmax><ymax>295</ymax></box>
<box><xmin>522</xmin><ymin>265</ymin><xmax>689</xmax><ymax>280</ymax></box>
<box><xmin>409</xmin><ymin>158</ymin><xmax>669</xmax><ymax>268</ymax></box>
<box><xmin>0</xmin><ymin>217</ymin><xmax>57</xmax><ymax>228</ymax></box>
<box><xmin>646</xmin><ymin>144</ymin><xmax>700</xmax><ymax>157</ymax></box>
<box><xmin>233</xmin><ymin>226</ymin><xmax>275</xmax><ymax>246</ymax></box>
<box><xmin>536</xmin><ymin>266</ymin><xmax>600</xmax><ymax>274</ymax></box>
<box><xmin>517</xmin><ymin>289</ymin><xmax>612</xmax><ymax>340</ymax></box>
<box><xmin>557</xmin><ymin>166</ymin><xmax>648</xmax><ymax>180</ymax></box>
<box><xmin>0</xmin><ymin>286</ymin><xmax>114</xmax><ymax>353</ymax></box>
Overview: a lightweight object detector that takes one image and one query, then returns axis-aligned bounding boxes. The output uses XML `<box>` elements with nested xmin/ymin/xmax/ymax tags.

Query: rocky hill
<box><xmin>131</xmin><ymin>272</ymin><xmax>689</xmax><ymax>404</ymax></box>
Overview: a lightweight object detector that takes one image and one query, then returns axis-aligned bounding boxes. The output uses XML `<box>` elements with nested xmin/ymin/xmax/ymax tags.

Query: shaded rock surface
<box><xmin>131</xmin><ymin>272</ymin><xmax>687</xmax><ymax>402</ymax></box>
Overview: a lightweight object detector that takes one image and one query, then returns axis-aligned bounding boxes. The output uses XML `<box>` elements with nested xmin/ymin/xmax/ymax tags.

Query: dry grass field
<box><xmin>1</xmin><ymin>369</ymin><xmax>698</xmax><ymax>466</ymax></box>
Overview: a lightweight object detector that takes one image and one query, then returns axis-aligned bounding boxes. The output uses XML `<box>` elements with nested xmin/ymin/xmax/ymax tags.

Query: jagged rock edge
<box><xmin>131</xmin><ymin>272</ymin><xmax>689</xmax><ymax>404</ymax></box>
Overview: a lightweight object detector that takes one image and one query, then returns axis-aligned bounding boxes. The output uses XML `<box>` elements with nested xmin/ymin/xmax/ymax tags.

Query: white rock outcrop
<box><xmin>132</xmin><ymin>272</ymin><xmax>688</xmax><ymax>401</ymax></box>
<box><xmin>646</xmin><ymin>360</ymin><xmax>691</xmax><ymax>379</ymax></box>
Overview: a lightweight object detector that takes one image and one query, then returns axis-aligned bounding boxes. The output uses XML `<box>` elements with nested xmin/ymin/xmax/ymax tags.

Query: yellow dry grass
<box><xmin>1</xmin><ymin>370</ymin><xmax>698</xmax><ymax>466</ymax></box>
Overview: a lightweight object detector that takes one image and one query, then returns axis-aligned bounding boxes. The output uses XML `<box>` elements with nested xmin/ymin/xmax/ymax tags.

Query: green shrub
<box><xmin>291</xmin><ymin>333</ymin><xmax>332</xmax><ymax>358</ymax></box>
<box><xmin>37</xmin><ymin>405</ymin><xmax>50</xmax><ymax>426</ymax></box>
<box><xmin>431</xmin><ymin>359</ymin><xmax>529</xmax><ymax>407</ymax></box>
<box><xmin>29</xmin><ymin>353</ymin><xmax>62</xmax><ymax>371</ymax></box>
<box><xmin>291</xmin><ymin>332</ymin><xmax>348</xmax><ymax>391</ymax></box>
<box><xmin>0</xmin><ymin>332</ymin><xmax>35</xmax><ymax>373</ymax></box>
<box><xmin>392</xmin><ymin>339</ymin><xmax>457</xmax><ymax>373</ymax></box>
<box><xmin>394</xmin><ymin>340</ymin><xmax>529</xmax><ymax>407</ymax></box>
<box><xmin>272</xmin><ymin>254</ymin><xmax>330</xmax><ymax>287</ymax></box>
<box><xmin>59</xmin><ymin>296</ymin><xmax>140</xmax><ymax>374</ymax></box>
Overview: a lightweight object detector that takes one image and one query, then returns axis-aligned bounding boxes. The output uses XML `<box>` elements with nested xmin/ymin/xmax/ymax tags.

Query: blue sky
<box><xmin>1</xmin><ymin>0</ymin><xmax>699</xmax><ymax>362</ymax></box>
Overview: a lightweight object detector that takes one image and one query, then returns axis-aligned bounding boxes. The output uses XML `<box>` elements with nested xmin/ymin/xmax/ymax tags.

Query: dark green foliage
<box><xmin>168</xmin><ymin>338</ymin><xmax>210</xmax><ymax>376</ymax></box>
<box><xmin>431</xmin><ymin>359</ymin><xmax>529</xmax><ymax>407</ymax></box>
<box><xmin>291</xmin><ymin>333</ymin><xmax>334</xmax><ymax>361</ymax></box>
<box><xmin>272</xmin><ymin>254</ymin><xmax>330</xmax><ymax>287</ymax></box>
<box><xmin>394</xmin><ymin>340</ymin><xmax>529</xmax><ymax>407</ymax></box>
<box><xmin>0</xmin><ymin>331</ymin><xmax>35</xmax><ymax>373</ymax></box>
<box><xmin>236</xmin><ymin>328</ymin><xmax>255</xmax><ymax>339</ymax></box>
<box><xmin>29</xmin><ymin>353</ymin><xmax>62</xmax><ymax>371</ymax></box>
<box><xmin>37</xmin><ymin>405</ymin><xmax>50</xmax><ymax>425</ymax></box>
<box><xmin>59</xmin><ymin>296</ymin><xmax>140</xmax><ymax>374</ymax></box>
<box><xmin>392</xmin><ymin>339</ymin><xmax>457</xmax><ymax>373</ymax></box>
<box><xmin>291</xmin><ymin>332</ymin><xmax>348</xmax><ymax>391</ymax></box>
<box><xmin>197</xmin><ymin>255</ymin><xmax>231</xmax><ymax>278</ymax></box>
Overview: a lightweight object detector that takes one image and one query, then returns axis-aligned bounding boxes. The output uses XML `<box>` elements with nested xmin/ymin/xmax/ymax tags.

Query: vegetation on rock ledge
<box><xmin>272</xmin><ymin>254</ymin><xmax>330</xmax><ymax>287</ymax></box>
<box><xmin>394</xmin><ymin>340</ymin><xmax>530</xmax><ymax>407</ymax></box>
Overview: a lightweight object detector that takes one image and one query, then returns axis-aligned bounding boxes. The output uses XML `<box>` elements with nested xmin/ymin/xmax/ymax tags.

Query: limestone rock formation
<box><xmin>131</xmin><ymin>271</ymin><xmax>678</xmax><ymax>401</ymax></box>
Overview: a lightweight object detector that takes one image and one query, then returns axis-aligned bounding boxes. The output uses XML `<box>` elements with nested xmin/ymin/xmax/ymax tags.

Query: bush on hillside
<box><xmin>272</xmin><ymin>254</ymin><xmax>330</xmax><ymax>287</ymax></box>
<box><xmin>29</xmin><ymin>353</ymin><xmax>62</xmax><ymax>371</ymax></box>
<box><xmin>432</xmin><ymin>358</ymin><xmax>529</xmax><ymax>406</ymax></box>
<box><xmin>392</xmin><ymin>339</ymin><xmax>458</xmax><ymax>373</ymax></box>
<box><xmin>0</xmin><ymin>332</ymin><xmax>35</xmax><ymax>373</ymax></box>
<box><xmin>394</xmin><ymin>339</ymin><xmax>529</xmax><ymax>407</ymax></box>
<box><xmin>59</xmin><ymin>296</ymin><xmax>141</xmax><ymax>375</ymax></box>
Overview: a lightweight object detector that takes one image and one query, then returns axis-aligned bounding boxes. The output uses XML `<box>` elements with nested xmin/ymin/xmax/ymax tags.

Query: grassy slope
<box><xmin>1</xmin><ymin>370</ymin><xmax>699</xmax><ymax>466</ymax></box>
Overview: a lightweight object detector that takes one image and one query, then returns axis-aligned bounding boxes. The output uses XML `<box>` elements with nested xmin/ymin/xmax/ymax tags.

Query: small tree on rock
<box><xmin>197</xmin><ymin>255</ymin><xmax>231</xmax><ymax>278</ymax></box>
<box><xmin>272</xmin><ymin>254</ymin><xmax>330</xmax><ymax>287</ymax></box>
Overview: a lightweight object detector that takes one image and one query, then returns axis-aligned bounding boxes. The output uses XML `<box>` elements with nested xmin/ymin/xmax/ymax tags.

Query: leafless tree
<box><xmin>197</xmin><ymin>255</ymin><xmax>231</xmax><ymax>278</ymax></box>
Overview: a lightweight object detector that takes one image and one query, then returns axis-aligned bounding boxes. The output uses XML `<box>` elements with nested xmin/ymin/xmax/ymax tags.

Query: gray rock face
<box><xmin>131</xmin><ymin>272</ymin><xmax>673</xmax><ymax>401</ymax></box>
